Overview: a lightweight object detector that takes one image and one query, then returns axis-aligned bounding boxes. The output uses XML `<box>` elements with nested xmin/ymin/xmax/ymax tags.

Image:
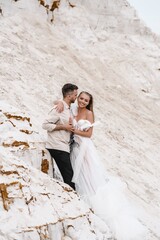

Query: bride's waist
<box><xmin>74</xmin><ymin>134</ymin><xmax>91</xmax><ymax>143</ymax></box>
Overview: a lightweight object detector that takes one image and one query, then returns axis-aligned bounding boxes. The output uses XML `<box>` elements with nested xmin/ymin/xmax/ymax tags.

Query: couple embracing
<box><xmin>42</xmin><ymin>83</ymin><xmax>147</xmax><ymax>240</ymax></box>
<box><xmin>42</xmin><ymin>83</ymin><xmax>94</xmax><ymax>191</ymax></box>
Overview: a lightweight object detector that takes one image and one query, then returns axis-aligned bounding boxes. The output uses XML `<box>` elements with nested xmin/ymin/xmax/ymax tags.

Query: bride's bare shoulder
<box><xmin>86</xmin><ymin>109</ymin><xmax>94</xmax><ymax>120</ymax></box>
<box><xmin>86</xmin><ymin>109</ymin><xmax>92</xmax><ymax>115</ymax></box>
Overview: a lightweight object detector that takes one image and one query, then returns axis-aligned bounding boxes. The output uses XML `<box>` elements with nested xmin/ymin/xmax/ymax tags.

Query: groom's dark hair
<box><xmin>62</xmin><ymin>83</ymin><xmax>78</xmax><ymax>97</ymax></box>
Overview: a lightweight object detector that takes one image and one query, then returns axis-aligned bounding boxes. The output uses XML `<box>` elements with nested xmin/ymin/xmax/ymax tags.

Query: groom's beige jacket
<box><xmin>42</xmin><ymin>101</ymin><xmax>71</xmax><ymax>153</ymax></box>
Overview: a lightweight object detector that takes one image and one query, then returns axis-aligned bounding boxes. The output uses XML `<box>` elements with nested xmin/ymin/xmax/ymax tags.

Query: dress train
<box><xmin>71</xmin><ymin>119</ymin><xmax>147</xmax><ymax>240</ymax></box>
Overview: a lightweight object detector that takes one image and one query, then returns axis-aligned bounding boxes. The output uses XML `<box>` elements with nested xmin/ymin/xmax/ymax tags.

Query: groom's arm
<box><xmin>42</xmin><ymin>108</ymin><xmax>60</xmax><ymax>132</ymax></box>
<box><xmin>42</xmin><ymin>108</ymin><xmax>73</xmax><ymax>132</ymax></box>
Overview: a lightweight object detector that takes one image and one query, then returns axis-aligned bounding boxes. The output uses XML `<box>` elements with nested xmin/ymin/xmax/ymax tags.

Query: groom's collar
<box><xmin>62</xmin><ymin>100</ymin><xmax>70</xmax><ymax>109</ymax></box>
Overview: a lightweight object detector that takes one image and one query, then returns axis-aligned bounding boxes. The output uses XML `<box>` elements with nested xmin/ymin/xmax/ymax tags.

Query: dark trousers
<box><xmin>48</xmin><ymin>149</ymin><xmax>75</xmax><ymax>190</ymax></box>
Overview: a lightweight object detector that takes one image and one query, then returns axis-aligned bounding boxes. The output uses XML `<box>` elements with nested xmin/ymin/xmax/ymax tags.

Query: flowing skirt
<box><xmin>71</xmin><ymin>135</ymin><xmax>147</xmax><ymax>240</ymax></box>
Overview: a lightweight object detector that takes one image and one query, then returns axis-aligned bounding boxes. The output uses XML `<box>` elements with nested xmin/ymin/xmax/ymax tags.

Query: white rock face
<box><xmin>0</xmin><ymin>154</ymin><xmax>112</xmax><ymax>240</ymax></box>
<box><xmin>0</xmin><ymin>0</ymin><xmax>160</xmax><ymax>239</ymax></box>
<box><xmin>79</xmin><ymin>0</ymin><xmax>151</xmax><ymax>35</ymax></box>
<box><xmin>0</xmin><ymin>103</ymin><xmax>112</xmax><ymax>240</ymax></box>
<box><xmin>0</xmin><ymin>101</ymin><xmax>53</xmax><ymax>176</ymax></box>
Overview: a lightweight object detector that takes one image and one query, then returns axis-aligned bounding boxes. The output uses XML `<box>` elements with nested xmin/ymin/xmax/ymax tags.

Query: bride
<box><xmin>57</xmin><ymin>91</ymin><xmax>147</xmax><ymax>240</ymax></box>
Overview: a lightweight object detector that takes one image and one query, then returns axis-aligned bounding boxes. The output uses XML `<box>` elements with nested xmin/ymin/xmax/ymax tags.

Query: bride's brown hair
<box><xmin>78</xmin><ymin>91</ymin><xmax>94</xmax><ymax>112</ymax></box>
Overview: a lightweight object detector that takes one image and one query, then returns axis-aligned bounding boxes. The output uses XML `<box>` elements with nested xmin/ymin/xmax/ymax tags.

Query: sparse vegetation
<box><xmin>0</xmin><ymin>1</ymin><xmax>76</xmax><ymax>22</ymax></box>
<box><xmin>0</xmin><ymin>6</ymin><xmax>3</xmax><ymax>16</ymax></box>
<box><xmin>38</xmin><ymin>0</ymin><xmax>76</xmax><ymax>23</ymax></box>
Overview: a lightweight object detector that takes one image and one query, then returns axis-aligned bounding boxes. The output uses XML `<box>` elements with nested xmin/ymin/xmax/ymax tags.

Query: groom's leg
<box><xmin>48</xmin><ymin>149</ymin><xmax>75</xmax><ymax>190</ymax></box>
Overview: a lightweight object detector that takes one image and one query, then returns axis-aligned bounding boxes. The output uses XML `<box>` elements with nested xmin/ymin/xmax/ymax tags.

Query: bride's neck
<box><xmin>78</xmin><ymin>107</ymin><xmax>87</xmax><ymax>114</ymax></box>
<box><xmin>75</xmin><ymin>107</ymin><xmax>87</xmax><ymax>121</ymax></box>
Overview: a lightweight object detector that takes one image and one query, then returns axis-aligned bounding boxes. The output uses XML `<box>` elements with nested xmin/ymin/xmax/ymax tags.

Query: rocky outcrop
<box><xmin>0</xmin><ymin>154</ymin><xmax>112</xmax><ymax>240</ymax></box>
<box><xmin>0</xmin><ymin>102</ymin><xmax>53</xmax><ymax>176</ymax></box>
<box><xmin>79</xmin><ymin>0</ymin><xmax>152</xmax><ymax>35</ymax></box>
<box><xmin>0</xmin><ymin>102</ymin><xmax>112</xmax><ymax>240</ymax></box>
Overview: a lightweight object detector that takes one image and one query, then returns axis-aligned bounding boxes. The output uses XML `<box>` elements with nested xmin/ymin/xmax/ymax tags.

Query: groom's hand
<box><xmin>69</xmin><ymin>117</ymin><xmax>73</xmax><ymax>125</ymax></box>
<box><xmin>63</xmin><ymin>123</ymin><xmax>73</xmax><ymax>131</ymax></box>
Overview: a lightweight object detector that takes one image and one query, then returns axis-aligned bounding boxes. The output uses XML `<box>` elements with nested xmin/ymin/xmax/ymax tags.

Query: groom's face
<box><xmin>69</xmin><ymin>89</ymin><xmax>78</xmax><ymax>103</ymax></box>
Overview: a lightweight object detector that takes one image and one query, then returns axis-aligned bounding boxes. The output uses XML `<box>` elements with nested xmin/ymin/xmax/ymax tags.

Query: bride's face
<box><xmin>78</xmin><ymin>93</ymin><xmax>90</xmax><ymax>108</ymax></box>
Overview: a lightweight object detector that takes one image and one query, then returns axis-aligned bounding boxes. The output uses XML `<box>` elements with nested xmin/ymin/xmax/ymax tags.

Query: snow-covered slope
<box><xmin>0</xmin><ymin>0</ymin><xmax>160</xmax><ymax>239</ymax></box>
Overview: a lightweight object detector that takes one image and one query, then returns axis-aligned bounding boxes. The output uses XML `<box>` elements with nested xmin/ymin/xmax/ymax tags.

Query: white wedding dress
<box><xmin>70</xmin><ymin>118</ymin><xmax>147</xmax><ymax>240</ymax></box>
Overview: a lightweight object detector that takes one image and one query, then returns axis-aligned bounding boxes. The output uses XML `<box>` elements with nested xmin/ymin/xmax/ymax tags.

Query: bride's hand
<box><xmin>63</xmin><ymin>123</ymin><xmax>73</xmax><ymax>131</ymax></box>
<box><xmin>71</xmin><ymin>127</ymin><xmax>92</xmax><ymax>138</ymax></box>
<box><xmin>53</xmin><ymin>100</ymin><xmax>64</xmax><ymax>113</ymax></box>
<box><xmin>71</xmin><ymin>128</ymin><xmax>79</xmax><ymax>134</ymax></box>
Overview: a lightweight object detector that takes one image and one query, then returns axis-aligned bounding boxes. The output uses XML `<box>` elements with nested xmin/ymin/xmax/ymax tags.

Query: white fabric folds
<box><xmin>71</xmin><ymin>118</ymin><xmax>147</xmax><ymax>240</ymax></box>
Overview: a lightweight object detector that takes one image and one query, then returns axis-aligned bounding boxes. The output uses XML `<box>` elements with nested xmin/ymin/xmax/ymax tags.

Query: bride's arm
<box><xmin>72</xmin><ymin>111</ymin><xmax>94</xmax><ymax>138</ymax></box>
<box><xmin>73</xmin><ymin>128</ymin><xmax>93</xmax><ymax>137</ymax></box>
<box><xmin>53</xmin><ymin>100</ymin><xmax>64</xmax><ymax>113</ymax></box>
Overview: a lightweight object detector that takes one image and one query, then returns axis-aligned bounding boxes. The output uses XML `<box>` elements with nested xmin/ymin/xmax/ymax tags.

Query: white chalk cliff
<box><xmin>0</xmin><ymin>102</ymin><xmax>112</xmax><ymax>239</ymax></box>
<box><xmin>0</xmin><ymin>0</ymin><xmax>160</xmax><ymax>239</ymax></box>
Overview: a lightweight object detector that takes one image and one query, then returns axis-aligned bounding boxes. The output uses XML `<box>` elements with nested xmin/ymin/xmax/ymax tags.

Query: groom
<box><xmin>42</xmin><ymin>83</ymin><xmax>78</xmax><ymax>190</ymax></box>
